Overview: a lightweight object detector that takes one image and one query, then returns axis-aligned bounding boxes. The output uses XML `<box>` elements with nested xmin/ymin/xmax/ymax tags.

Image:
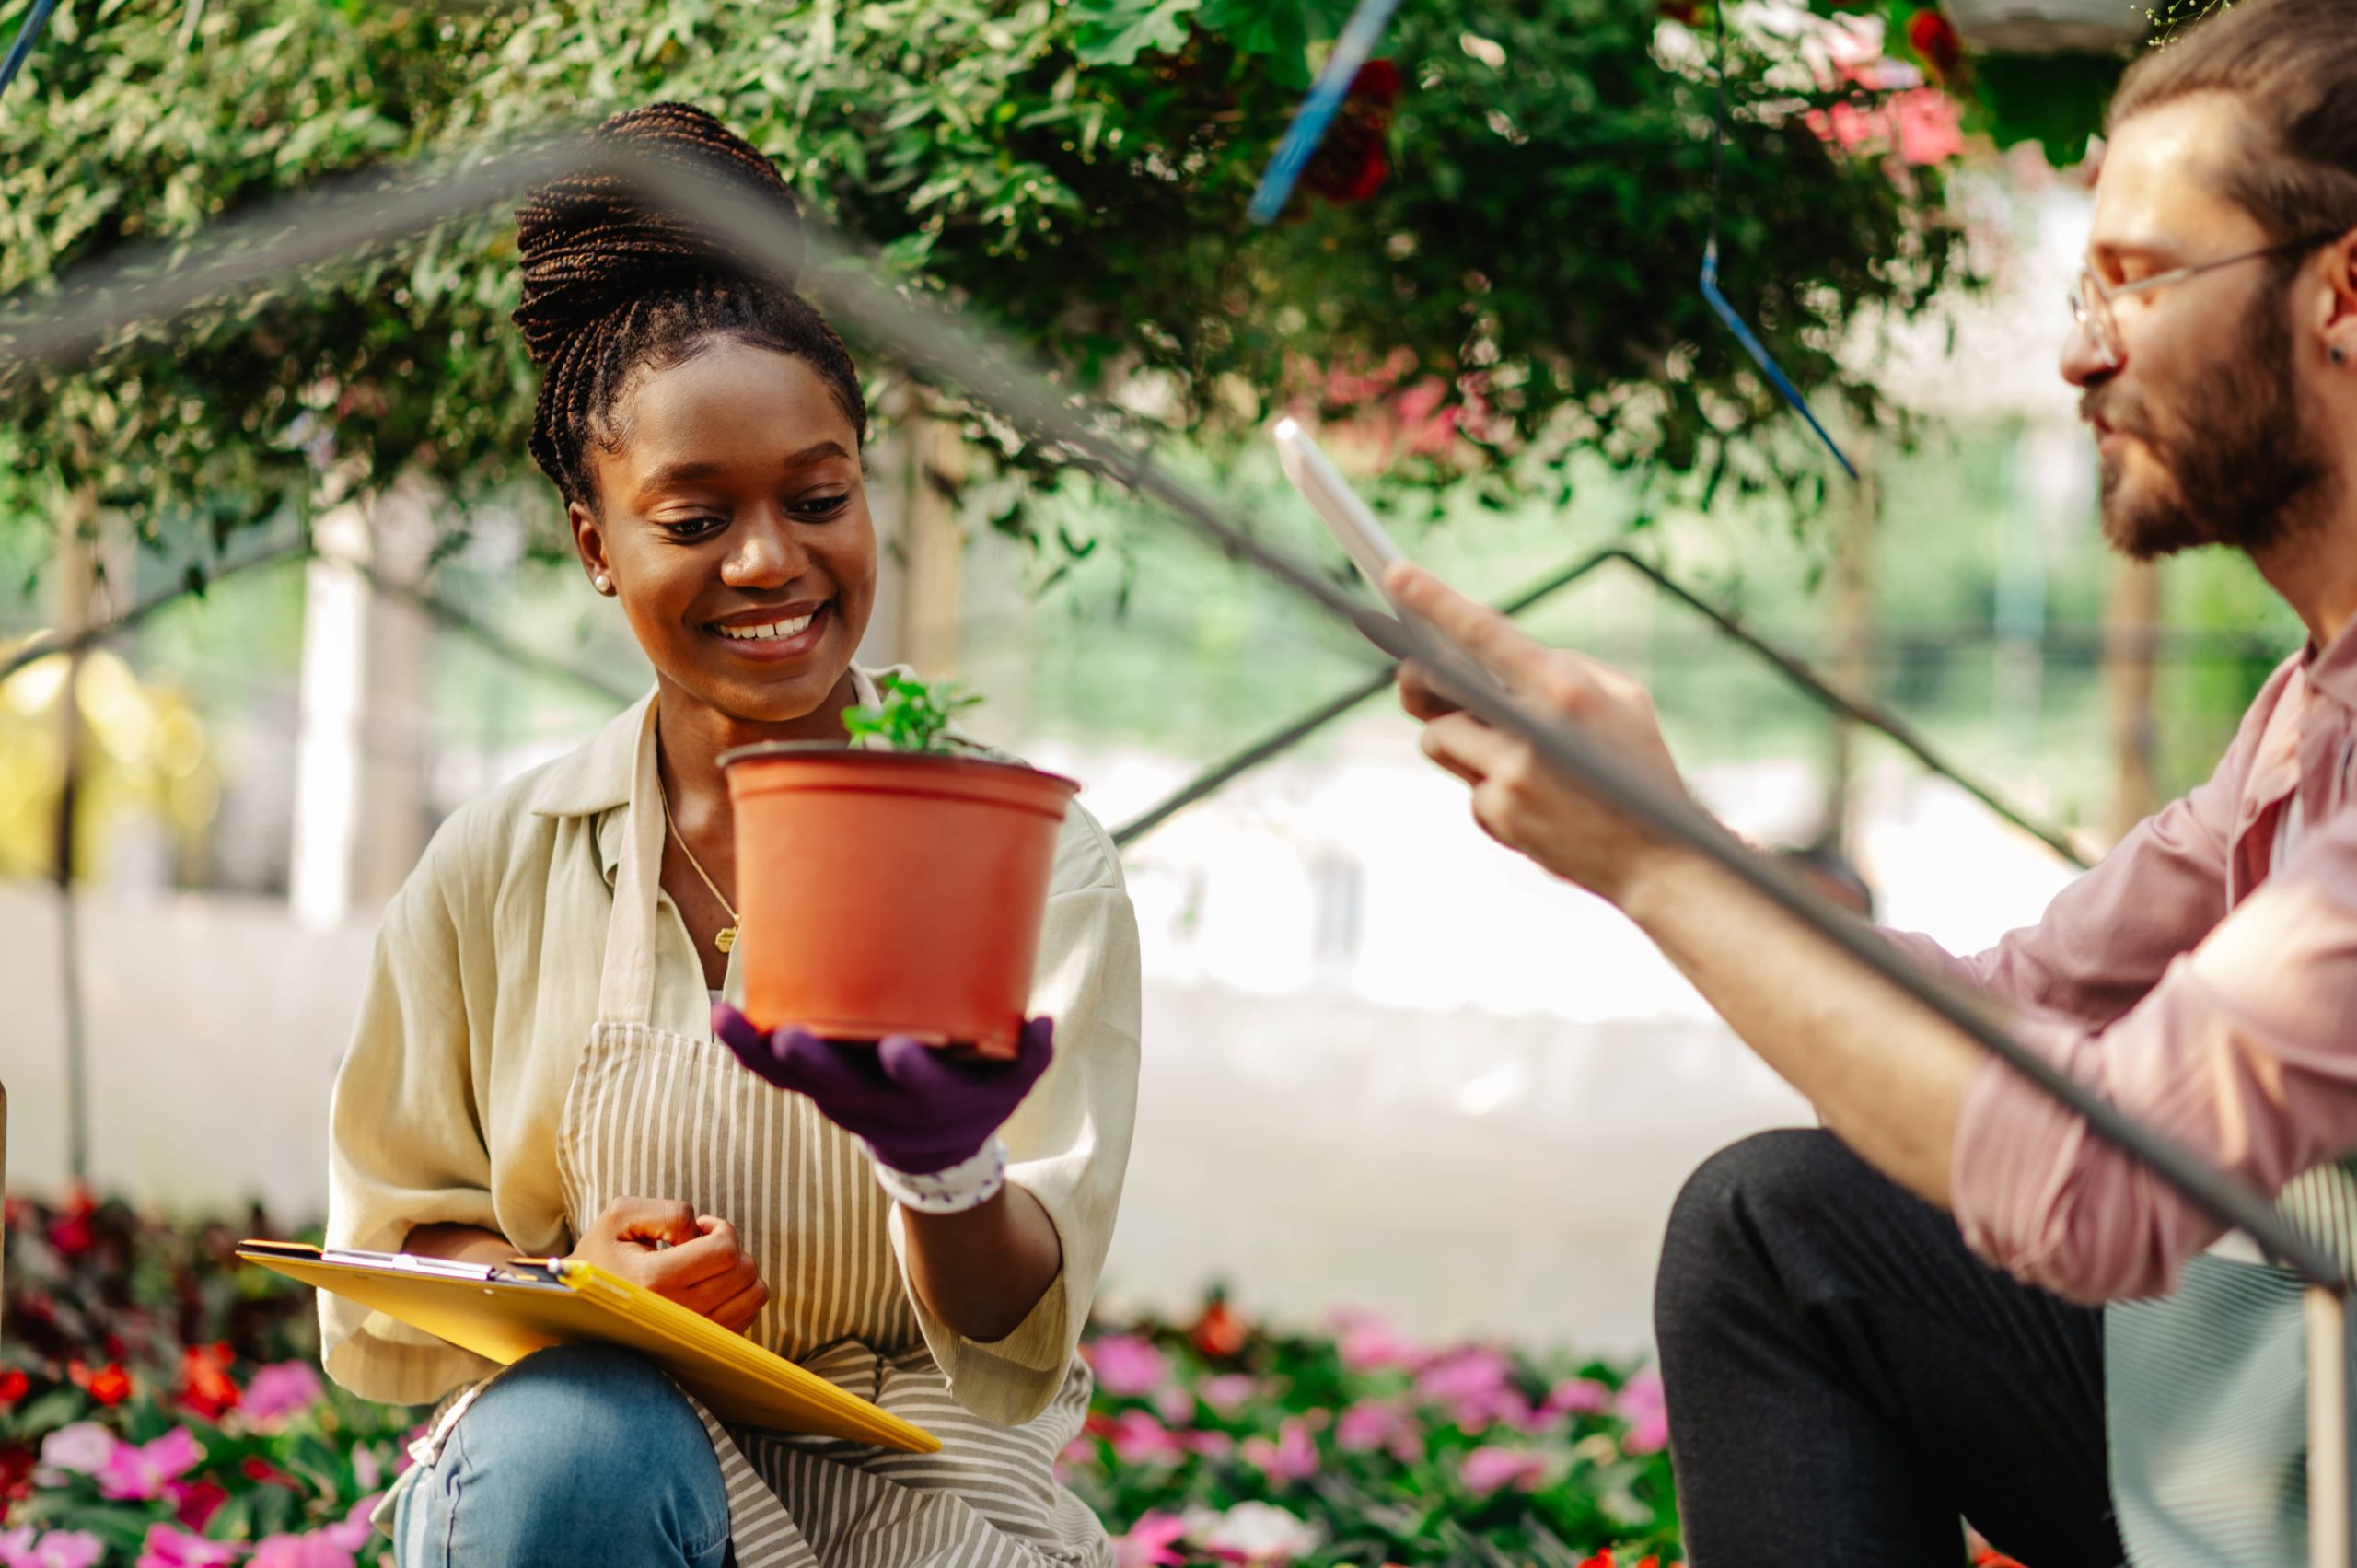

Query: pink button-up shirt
<box><xmin>1887</xmin><ymin>624</ymin><xmax>2357</xmax><ymax>1304</ymax></box>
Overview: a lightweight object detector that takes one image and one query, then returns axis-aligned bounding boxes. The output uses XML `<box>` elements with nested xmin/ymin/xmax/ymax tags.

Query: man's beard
<box><xmin>2089</xmin><ymin>284</ymin><xmax>2337</xmax><ymax>561</ymax></box>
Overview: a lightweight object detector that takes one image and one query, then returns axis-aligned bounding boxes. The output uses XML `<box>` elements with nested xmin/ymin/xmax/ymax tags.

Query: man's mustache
<box><xmin>2080</xmin><ymin>389</ymin><xmax>2154</xmax><ymax>445</ymax></box>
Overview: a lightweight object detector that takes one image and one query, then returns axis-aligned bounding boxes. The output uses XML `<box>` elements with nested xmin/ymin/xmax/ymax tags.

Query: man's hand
<box><xmin>566</xmin><ymin>1196</ymin><xmax>769</xmax><ymax>1333</ymax></box>
<box><xmin>1387</xmin><ymin>561</ymin><xmax>1688</xmax><ymax>905</ymax></box>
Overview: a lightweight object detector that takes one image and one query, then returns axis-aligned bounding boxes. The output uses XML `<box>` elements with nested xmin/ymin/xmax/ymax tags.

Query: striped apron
<box><xmin>2107</xmin><ymin>796</ymin><xmax>2350</xmax><ymax>1566</ymax></box>
<box><xmin>401</xmin><ymin>724</ymin><xmax>1109</xmax><ymax>1568</ymax></box>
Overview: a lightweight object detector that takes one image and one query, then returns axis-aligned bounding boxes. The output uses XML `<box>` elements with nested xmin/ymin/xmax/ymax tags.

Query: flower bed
<box><xmin>4</xmin><ymin>1190</ymin><xmax>1680</xmax><ymax>1567</ymax></box>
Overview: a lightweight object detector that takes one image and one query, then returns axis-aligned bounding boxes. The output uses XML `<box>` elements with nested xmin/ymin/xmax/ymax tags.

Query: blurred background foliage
<box><xmin>0</xmin><ymin>0</ymin><xmax>1971</xmax><ymax>574</ymax></box>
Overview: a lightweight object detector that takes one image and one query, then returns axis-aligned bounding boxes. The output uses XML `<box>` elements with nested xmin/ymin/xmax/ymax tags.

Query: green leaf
<box><xmin>1069</xmin><ymin>0</ymin><xmax>1202</xmax><ymax>67</ymax></box>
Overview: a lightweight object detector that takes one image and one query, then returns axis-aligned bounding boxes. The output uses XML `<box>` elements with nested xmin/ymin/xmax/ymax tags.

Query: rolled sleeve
<box><xmin>320</xmin><ymin>827</ymin><xmax>504</xmax><ymax>1407</ymax></box>
<box><xmin>1949</xmin><ymin>806</ymin><xmax>2357</xmax><ymax>1303</ymax></box>
<box><xmin>892</xmin><ymin>807</ymin><xmax>1142</xmax><ymax>1426</ymax></box>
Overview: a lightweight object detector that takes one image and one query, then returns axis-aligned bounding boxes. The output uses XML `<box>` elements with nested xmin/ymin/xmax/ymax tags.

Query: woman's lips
<box><xmin>707</xmin><ymin>602</ymin><xmax>830</xmax><ymax>660</ymax></box>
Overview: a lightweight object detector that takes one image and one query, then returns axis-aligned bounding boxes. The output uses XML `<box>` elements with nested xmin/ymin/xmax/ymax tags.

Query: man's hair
<box><xmin>2111</xmin><ymin>0</ymin><xmax>2357</xmax><ymax>243</ymax></box>
<box><xmin>511</xmin><ymin>103</ymin><xmax>868</xmax><ymax>513</ymax></box>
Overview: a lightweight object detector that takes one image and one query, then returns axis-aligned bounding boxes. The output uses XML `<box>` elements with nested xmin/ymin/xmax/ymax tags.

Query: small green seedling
<box><xmin>842</xmin><ymin>672</ymin><xmax>983</xmax><ymax>755</ymax></box>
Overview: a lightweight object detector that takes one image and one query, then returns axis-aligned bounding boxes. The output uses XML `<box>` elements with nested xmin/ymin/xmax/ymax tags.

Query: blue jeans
<box><xmin>395</xmin><ymin>1343</ymin><xmax>730</xmax><ymax>1567</ymax></box>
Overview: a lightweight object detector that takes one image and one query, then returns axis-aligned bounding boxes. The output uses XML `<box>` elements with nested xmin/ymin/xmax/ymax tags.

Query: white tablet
<box><xmin>1274</xmin><ymin>416</ymin><xmax>1405</xmax><ymax>604</ymax></box>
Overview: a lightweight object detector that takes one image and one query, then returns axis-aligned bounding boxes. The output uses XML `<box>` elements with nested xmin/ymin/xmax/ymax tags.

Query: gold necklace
<box><xmin>657</xmin><ymin>777</ymin><xmax>739</xmax><ymax>955</ymax></box>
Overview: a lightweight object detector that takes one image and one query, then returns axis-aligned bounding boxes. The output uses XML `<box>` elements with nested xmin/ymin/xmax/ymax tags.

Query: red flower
<box><xmin>69</xmin><ymin>1360</ymin><xmax>134</xmax><ymax>1406</ymax></box>
<box><xmin>171</xmin><ymin>1475</ymin><xmax>230</xmax><ymax>1530</ymax></box>
<box><xmin>86</xmin><ymin>1364</ymin><xmax>133</xmax><ymax>1407</ymax></box>
<box><xmin>0</xmin><ymin>1369</ymin><xmax>27</xmax><ymax>1407</ymax></box>
<box><xmin>1907</xmin><ymin>7</ymin><xmax>1964</xmax><ymax>80</ymax></box>
<box><xmin>1190</xmin><ymin>1298</ymin><xmax>1248</xmax><ymax>1359</ymax></box>
<box><xmin>1657</xmin><ymin>0</ymin><xmax>1699</xmax><ymax>21</ymax></box>
<box><xmin>0</xmin><ymin>1442</ymin><xmax>33</xmax><ymax>1504</ymax></box>
<box><xmin>1304</xmin><ymin>60</ymin><xmax>1401</xmax><ymax>208</ymax></box>
<box><xmin>239</xmin><ymin>1455</ymin><xmax>301</xmax><ymax>1490</ymax></box>
<box><xmin>178</xmin><ymin>1342</ymin><xmax>239</xmax><ymax>1421</ymax></box>
<box><xmin>46</xmin><ymin>1211</ymin><xmax>96</xmax><ymax>1258</ymax></box>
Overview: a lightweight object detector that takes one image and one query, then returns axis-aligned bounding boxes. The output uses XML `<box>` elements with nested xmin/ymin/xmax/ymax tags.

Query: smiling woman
<box><xmin>316</xmin><ymin>102</ymin><xmax>1144</xmax><ymax>1568</ymax></box>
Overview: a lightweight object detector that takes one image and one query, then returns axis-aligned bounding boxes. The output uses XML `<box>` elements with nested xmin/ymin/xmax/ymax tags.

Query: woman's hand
<box><xmin>712</xmin><ymin>1007</ymin><xmax>1053</xmax><ymax>1176</ymax></box>
<box><xmin>1388</xmin><ymin>561</ymin><xmax>1690</xmax><ymax>907</ymax></box>
<box><xmin>566</xmin><ymin>1196</ymin><xmax>769</xmax><ymax>1333</ymax></box>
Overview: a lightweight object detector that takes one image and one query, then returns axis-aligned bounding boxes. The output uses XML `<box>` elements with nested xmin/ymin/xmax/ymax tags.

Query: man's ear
<box><xmin>570</xmin><ymin>500</ymin><xmax>614</xmax><ymax>592</ymax></box>
<box><xmin>2316</xmin><ymin>228</ymin><xmax>2357</xmax><ymax>366</ymax></box>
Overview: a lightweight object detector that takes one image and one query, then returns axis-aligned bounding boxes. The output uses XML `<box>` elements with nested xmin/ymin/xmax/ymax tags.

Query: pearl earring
<box><xmin>592</xmin><ymin>573</ymin><xmax>613</xmax><ymax>595</ymax></box>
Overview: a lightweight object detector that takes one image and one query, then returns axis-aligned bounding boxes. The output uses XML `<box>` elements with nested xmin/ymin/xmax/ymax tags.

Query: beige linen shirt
<box><xmin>320</xmin><ymin>676</ymin><xmax>1142</xmax><ymax>1426</ymax></box>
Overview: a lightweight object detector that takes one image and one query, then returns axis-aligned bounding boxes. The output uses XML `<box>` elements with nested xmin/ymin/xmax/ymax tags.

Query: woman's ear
<box><xmin>570</xmin><ymin>500</ymin><xmax>618</xmax><ymax>597</ymax></box>
<box><xmin>2316</xmin><ymin>229</ymin><xmax>2357</xmax><ymax>368</ymax></box>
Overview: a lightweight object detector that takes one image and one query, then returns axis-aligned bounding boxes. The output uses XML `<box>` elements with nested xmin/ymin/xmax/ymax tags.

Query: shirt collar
<box><xmin>523</xmin><ymin>668</ymin><xmax>895</xmax><ymax>887</ymax></box>
<box><xmin>2307</xmin><ymin>615</ymin><xmax>2357</xmax><ymax>713</ymax></box>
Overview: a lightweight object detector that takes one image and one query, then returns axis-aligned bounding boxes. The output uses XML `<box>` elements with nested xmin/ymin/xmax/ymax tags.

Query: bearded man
<box><xmin>1388</xmin><ymin>1</ymin><xmax>2357</xmax><ymax>1562</ymax></box>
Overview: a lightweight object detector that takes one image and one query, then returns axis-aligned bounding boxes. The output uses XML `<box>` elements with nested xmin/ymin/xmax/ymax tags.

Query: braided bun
<box><xmin>513</xmin><ymin>103</ymin><xmax>865</xmax><ymax>509</ymax></box>
<box><xmin>514</xmin><ymin>103</ymin><xmax>805</xmax><ymax>368</ymax></box>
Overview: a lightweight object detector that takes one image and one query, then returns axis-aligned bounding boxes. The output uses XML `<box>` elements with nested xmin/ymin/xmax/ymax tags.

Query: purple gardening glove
<box><xmin>712</xmin><ymin>1005</ymin><xmax>1054</xmax><ymax>1175</ymax></box>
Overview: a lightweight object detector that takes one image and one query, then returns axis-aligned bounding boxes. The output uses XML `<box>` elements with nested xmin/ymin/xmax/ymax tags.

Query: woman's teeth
<box><xmin>714</xmin><ymin>611</ymin><xmax>817</xmax><ymax>643</ymax></box>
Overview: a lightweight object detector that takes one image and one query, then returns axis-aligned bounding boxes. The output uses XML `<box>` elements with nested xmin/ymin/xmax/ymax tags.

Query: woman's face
<box><xmin>572</xmin><ymin>338</ymin><xmax>876</xmax><ymax>732</ymax></box>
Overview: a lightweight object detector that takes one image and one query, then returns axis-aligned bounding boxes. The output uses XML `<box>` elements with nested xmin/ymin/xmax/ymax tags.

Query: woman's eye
<box><xmin>793</xmin><ymin>494</ymin><xmax>852</xmax><ymax>519</ymax></box>
<box><xmin>659</xmin><ymin>516</ymin><xmax>727</xmax><ymax>540</ymax></box>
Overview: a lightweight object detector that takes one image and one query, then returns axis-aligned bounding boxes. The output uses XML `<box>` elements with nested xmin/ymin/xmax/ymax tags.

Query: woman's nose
<box><xmin>725</xmin><ymin>513</ymin><xmax>807</xmax><ymax>588</ymax></box>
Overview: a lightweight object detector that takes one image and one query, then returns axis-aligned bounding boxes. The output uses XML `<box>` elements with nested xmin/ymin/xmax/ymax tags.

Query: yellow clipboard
<box><xmin>238</xmin><ymin>1241</ymin><xmax>939</xmax><ymax>1453</ymax></box>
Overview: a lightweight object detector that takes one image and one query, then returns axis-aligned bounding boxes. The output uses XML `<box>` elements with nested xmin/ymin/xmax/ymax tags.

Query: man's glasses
<box><xmin>2068</xmin><ymin>235</ymin><xmax>2333</xmax><ymax>370</ymax></box>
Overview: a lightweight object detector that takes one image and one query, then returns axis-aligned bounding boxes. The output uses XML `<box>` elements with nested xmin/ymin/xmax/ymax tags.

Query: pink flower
<box><xmin>323</xmin><ymin>1497</ymin><xmax>380</xmax><ymax>1551</ymax></box>
<box><xmin>1334</xmin><ymin>1400</ymin><xmax>1422</xmax><ymax>1462</ymax></box>
<box><xmin>1196</xmin><ymin>1374</ymin><xmax>1260</xmax><ymax>1415</ymax></box>
<box><xmin>1544</xmin><ymin>1377</ymin><xmax>1613</xmax><ymax>1418</ymax></box>
<box><xmin>1104</xmin><ymin>1411</ymin><xmax>1189</xmax><ymax>1465</ymax></box>
<box><xmin>239</xmin><ymin>1363</ymin><xmax>323</xmax><ymax>1425</ymax></box>
<box><xmin>99</xmin><ymin>1427</ymin><xmax>204</xmax><ymax>1501</ymax></box>
<box><xmin>1154</xmin><ymin>1383</ymin><xmax>1195</xmax><ymax>1425</ymax></box>
<box><xmin>1086</xmin><ymin>1335</ymin><xmax>1171</xmax><ymax>1400</ymax></box>
<box><xmin>1415</xmin><ymin>1347</ymin><xmax>1527</xmax><ymax>1431</ymax></box>
<box><xmin>1185</xmin><ymin>1429</ymin><xmax>1237</xmax><ymax>1459</ymax></box>
<box><xmin>1332</xmin><ymin>1310</ymin><xmax>1421</xmax><ymax>1373</ymax></box>
<box><xmin>1458</xmin><ymin>1445</ymin><xmax>1549</xmax><ymax>1496</ymax></box>
<box><xmin>0</xmin><ymin>1531</ymin><xmax>104</xmax><ymax>1568</ymax></box>
<box><xmin>247</xmin><ymin>1532</ymin><xmax>354</xmax><ymax>1568</ymax></box>
<box><xmin>1892</xmin><ymin>87</ymin><xmax>1965</xmax><ymax>167</ymax></box>
<box><xmin>137</xmin><ymin>1525</ymin><xmax>247</xmax><ymax>1568</ymax></box>
<box><xmin>33</xmin><ymin>1422</ymin><xmax>117</xmax><ymax>1481</ymax></box>
<box><xmin>1112</xmin><ymin>1511</ymin><xmax>1190</xmax><ymax>1568</ymax></box>
<box><xmin>1615</xmin><ymin>1370</ymin><xmax>1669</xmax><ymax>1456</ymax></box>
<box><xmin>1239</xmin><ymin>1417</ymin><xmax>1319</xmax><ymax>1484</ymax></box>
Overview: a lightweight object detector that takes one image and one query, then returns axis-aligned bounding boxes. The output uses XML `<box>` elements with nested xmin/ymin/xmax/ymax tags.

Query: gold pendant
<box><xmin>714</xmin><ymin>926</ymin><xmax>737</xmax><ymax>955</ymax></box>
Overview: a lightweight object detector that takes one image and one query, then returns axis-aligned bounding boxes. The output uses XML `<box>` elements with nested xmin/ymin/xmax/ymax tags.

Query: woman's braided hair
<box><xmin>513</xmin><ymin>102</ymin><xmax>868</xmax><ymax>511</ymax></box>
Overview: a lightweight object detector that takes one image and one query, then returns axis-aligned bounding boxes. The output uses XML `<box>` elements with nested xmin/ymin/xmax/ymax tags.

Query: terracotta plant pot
<box><xmin>720</xmin><ymin>743</ymin><xmax>1077</xmax><ymax>1059</ymax></box>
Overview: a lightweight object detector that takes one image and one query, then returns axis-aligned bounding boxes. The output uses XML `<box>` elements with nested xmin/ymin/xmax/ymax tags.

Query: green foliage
<box><xmin>1</xmin><ymin>0</ymin><xmax>1970</xmax><ymax>570</ymax></box>
<box><xmin>842</xmin><ymin>670</ymin><xmax>984</xmax><ymax>753</ymax></box>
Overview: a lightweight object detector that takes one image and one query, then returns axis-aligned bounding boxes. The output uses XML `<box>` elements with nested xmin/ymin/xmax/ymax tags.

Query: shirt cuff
<box><xmin>1948</xmin><ymin>1013</ymin><xmax>2101</xmax><ymax>1294</ymax></box>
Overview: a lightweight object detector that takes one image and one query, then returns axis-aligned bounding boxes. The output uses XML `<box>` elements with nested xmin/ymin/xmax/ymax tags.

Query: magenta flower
<box><xmin>247</xmin><ymin>1532</ymin><xmax>354</xmax><ymax>1568</ymax></box>
<box><xmin>1458</xmin><ymin>1445</ymin><xmax>1548</xmax><ymax>1497</ymax></box>
<box><xmin>1104</xmin><ymin>1410</ymin><xmax>1189</xmax><ymax>1465</ymax></box>
<box><xmin>1185</xmin><ymin>1429</ymin><xmax>1237</xmax><ymax>1459</ymax></box>
<box><xmin>1196</xmin><ymin>1374</ymin><xmax>1260</xmax><ymax>1415</ymax></box>
<box><xmin>1614</xmin><ymin>1369</ymin><xmax>1669</xmax><ymax>1456</ymax></box>
<box><xmin>99</xmin><ymin>1427</ymin><xmax>205</xmax><ymax>1501</ymax></box>
<box><xmin>1334</xmin><ymin>1400</ymin><xmax>1422</xmax><ymax>1462</ymax></box>
<box><xmin>1239</xmin><ymin>1417</ymin><xmax>1318</xmax><ymax>1484</ymax></box>
<box><xmin>32</xmin><ymin>1423</ymin><xmax>117</xmax><ymax>1481</ymax></box>
<box><xmin>239</xmin><ymin>1362</ymin><xmax>324</xmax><ymax>1425</ymax></box>
<box><xmin>1415</xmin><ymin>1347</ymin><xmax>1527</xmax><ymax>1431</ymax></box>
<box><xmin>1086</xmin><ymin>1335</ymin><xmax>1170</xmax><ymax>1399</ymax></box>
<box><xmin>0</xmin><ymin>1530</ymin><xmax>105</xmax><ymax>1568</ymax></box>
<box><xmin>136</xmin><ymin>1525</ymin><xmax>247</xmax><ymax>1568</ymax></box>
<box><xmin>1111</xmin><ymin>1511</ymin><xmax>1190</xmax><ymax>1568</ymax></box>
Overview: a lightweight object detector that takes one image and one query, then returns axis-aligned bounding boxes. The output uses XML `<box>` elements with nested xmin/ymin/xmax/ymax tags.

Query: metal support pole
<box><xmin>2309</xmin><ymin>1284</ymin><xmax>2357</xmax><ymax>1568</ymax></box>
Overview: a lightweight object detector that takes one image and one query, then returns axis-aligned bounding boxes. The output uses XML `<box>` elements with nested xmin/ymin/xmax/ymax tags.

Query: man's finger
<box><xmin>1384</xmin><ymin>563</ymin><xmax>1557</xmax><ymax>684</ymax></box>
<box><xmin>1396</xmin><ymin>662</ymin><xmax>1462</xmax><ymax>723</ymax></box>
<box><xmin>1422</xmin><ymin>712</ymin><xmax>1524</xmax><ymax>784</ymax></box>
<box><xmin>605</xmin><ymin>1197</ymin><xmax>701</xmax><ymax>1247</ymax></box>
